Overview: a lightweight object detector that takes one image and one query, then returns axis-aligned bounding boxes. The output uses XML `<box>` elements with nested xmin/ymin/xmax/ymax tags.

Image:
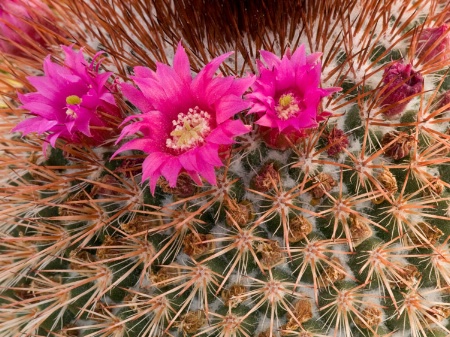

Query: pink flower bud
<box><xmin>0</xmin><ymin>0</ymin><xmax>60</xmax><ymax>56</ymax></box>
<box><xmin>416</xmin><ymin>24</ymin><xmax>450</xmax><ymax>63</ymax></box>
<box><xmin>380</xmin><ymin>61</ymin><xmax>423</xmax><ymax>117</ymax></box>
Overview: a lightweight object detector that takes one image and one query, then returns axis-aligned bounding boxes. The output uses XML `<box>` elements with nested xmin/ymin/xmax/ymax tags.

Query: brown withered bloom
<box><xmin>288</xmin><ymin>215</ymin><xmax>313</xmax><ymax>243</ymax></box>
<box><xmin>349</xmin><ymin>214</ymin><xmax>372</xmax><ymax>247</ymax></box>
<box><xmin>257</xmin><ymin>240</ymin><xmax>285</xmax><ymax>269</ymax></box>
<box><xmin>354</xmin><ymin>306</ymin><xmax>382</xmax><ymax>328</ymax></box>
<box><xmin>372</xmin><ymin>168</ymin><xmax>398</xmax><ymax>204</ymax></box>
<box><xmin>222</xmin><ymin>284</ymin><xmax>248</xmax><ymax>308</ymax></box>
<box><xmin>382</xmin><ymin>131</ymin><xmax>415</xmax><ymax>160</ymax></box>
<box><xmin>180</xmin><ymin>310</ymin><xmax>206</xmax><ymax>334</ymax></box>
<box><xmin>158</xmin><ymin>172</ymin><xmax>199</xmax><ymax>198</ymax></box>
<box><xmin>225</xmin><ymin>199</ymin><xmax>255</xmax><ymax>227</ymax></box>
<box><xmin>284</xmin><ymin>298</ymin><xmax>313</xmax><ymax>330</ymax></box>
<box><xmin>183</xmin><ymin>233</ymin><xmax>215</xmax><ymax>258</ymax></box>
<box><xmin>318</xmin><ymin>257</ymin><xmax>346</xmax><ymax>288</ymax></box>
<box><xmin>310</xmin><ymin>172</ymin><xmax>337</xmax><ymax>199</ymax></box>
<box><xmin>251</xmin><ymin>162</ymin><xmax>281</xmax><ymax>192</ymax></box>
<box><xmin>407</xmin><ymin>221</ymin><xmax>443</xmax><ymax>245</ymax></box>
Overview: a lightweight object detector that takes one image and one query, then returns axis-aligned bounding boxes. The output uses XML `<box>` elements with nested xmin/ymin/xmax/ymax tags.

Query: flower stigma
<box><xmin>66</xmin><ymin>95</ymin><xmax>82</xmax><ymax>105</ymax></box>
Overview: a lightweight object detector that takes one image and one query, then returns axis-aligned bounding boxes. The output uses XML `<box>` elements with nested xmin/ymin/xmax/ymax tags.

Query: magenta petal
<box><xmin>228</xmin><ymin>75</ymin><xmax>255</xmax><ymax>96</ymax></box>
<box><xmin>173</xmin><ymin>42</ymin><xmax>191</xmax><ymax>84</ymax></box>
<box><xmin>13</xmin><ymin>117</ymin><xmax>58</xmax><ymax>135</ymax></box>
<box><xmin>260</xmin><ymin>50</ymin><xmax>281</xmax><ymax>69</ymax></box>
<box><xmin>196</xmin><ymin>159</ymin><xmax>217</xmax><ymax>185</ymax></box>
<box><xmin>142</xmin><ymin>152</ymin><xmax>167</xmax><ymax>182</ymax></box>
<box><xmin>134</xmin><ymin>66</ymin><xmax>155</xmax><ymax>79</ymax></box>
<box><xmin>186</xmin><ymin>171</ymin><xmax>202</xmax><ymax>185</ymax></box>
<box><xmin>255</xmin><ymin>114</ymin><xmax>278</xmax><ymax>128</ymax></box>
<box><xmin>161</xmin><ymin>156</ymin><xmax>183</xmax><ymax>187</ymax></box>
<box><xmin>155</xmin><ymin>62</ymin><xmax>185</xmax><ymax>99</ymax></box>
<box><xmin>205</xmin><ymin>76</ymin><xmax>234</xmax><ymax>106</ymax></box>
<box><xmin>290</xmin><ymin>45</ymin><xmax>307</xmax><ymax>66</ymax></box>
<box><xmin>114</xmin><ymin>138</ymin><xmax>162</xmax><ymax>156</ymax></box>
<box><xmin>198</xmin><ymin>145</ymin><xmax>223</xmax><ymax>166</ymax></box>
<box><xmin>179</xmin><ymin>150</ymin><xmax>200</xmax><ymax>172</ymax></box>
<box><xmin>121</xmin><ymin>82</ymin><xmax>154</xmax><ymax>113</ymax></box>
<box><xmin>192</xmin><ymin>51</ymin><xmax>233</xmax><ymax>98</ymax></box>
<box><xmin>215</xmin><ymin>95</ymin><xmax>252</xmax><ymax>124</ymax></box>
<box><xmin>223</xmin><ymin>119</ymin><xmax>251</xmax><ymax>136</ymax></box>
<box><xmin>206</xmin><ymin>127</ymin><xmax>234</xmax><ymax>144</ymax></box>
<box><xmin>47</xmin><ymin>131</ymin><xmax>62</xmax><ymax>147</ymax></box>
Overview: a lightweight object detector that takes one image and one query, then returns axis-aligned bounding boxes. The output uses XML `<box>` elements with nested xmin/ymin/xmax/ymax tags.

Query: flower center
<box><xmin>65</xmin><ymin>95</ymin><xmax>82</xmax><ymax>119</ymax></box>
<box><xmin>66</xmin><ymin>95</ymin><xmax>82</xmax><ymax>105</ymax></box>
<box><xmin>275</xmin><ymin>93</ymin><xmax>300</xmax><ymax>120</ymax></box>
<box><xmin>166</xmin><ymin>106</ymin><xmax>211</xmax><ymax>151</ymax></box>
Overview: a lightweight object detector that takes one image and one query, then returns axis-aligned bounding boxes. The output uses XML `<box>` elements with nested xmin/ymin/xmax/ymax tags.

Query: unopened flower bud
<box><xmin>417</xmin><ymin>24</ymin><xmax>450</xmax><ymax>63</ymax></box>
<box><xmin>0</xmin><ymin>0</ymin><xmax>61</xmax><ymax>56</ymax></box>
<box><xmin>380</xmin><ymin>61</ymin><xmax>423</xmax><ymax>117</ymax></box>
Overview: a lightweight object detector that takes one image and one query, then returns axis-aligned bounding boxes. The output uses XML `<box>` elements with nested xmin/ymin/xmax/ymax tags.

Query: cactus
<box><xmin>2</xmin><ymin>1</ymin><xmax>450</xmax><ymax>337</ymax></box>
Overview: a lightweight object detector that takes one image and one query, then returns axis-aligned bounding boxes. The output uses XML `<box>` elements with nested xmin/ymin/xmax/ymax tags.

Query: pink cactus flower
<box><xmin>246</xmin><ymin>45</ymin><xmax>340</xmax><ymax>149</ymax></box>
<box><xmin>416</xmin><ymin>24</ymin><xmax>450</xmax><ymax>63</ymax></box>
<box><xmin>380</xmin><ymin>61</ymin><xmax>423</xmax><ymax>117</ymax></box>
<box><xmin>12</xmin><ymin>46</ymin><xmax>120</xmax><ymax>152</ymax></box>
<box><xmin>0</xmin><ymin>0</ymin><xmax>60</xmax><ymax>56</ymax></box>
<box><xmin>115</xmin><ymin>43</ymin><xmax>254</xmax><ymax>193</ymax></box>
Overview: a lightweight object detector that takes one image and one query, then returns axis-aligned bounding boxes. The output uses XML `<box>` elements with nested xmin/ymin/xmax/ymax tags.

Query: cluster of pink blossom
<box><xmin>12</xmin><ymin>42</ymin><xmax>341</xmax><ymax>193</ymax></box>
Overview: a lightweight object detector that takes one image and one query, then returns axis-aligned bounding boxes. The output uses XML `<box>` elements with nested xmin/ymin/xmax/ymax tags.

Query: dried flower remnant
<box><xmin>221</xmin><ymin>284</ymin><xmax>248</xmax><ymax>308</ymax></box>
<box><xmin>183</xmin><ymin>233</ymin><xmax>215</xmax><ymax>258</ymax></box>
<box><xmin>389</xmin><ymin>264</ymin><xmax>421</xmax><ymax>289</ymax></box>
<box><xmin>288</xmin><ymin>215</ymin><xmax>313</xmax><ymax>243</ymax></box>
<box><xmin>0</xmin><ymin>0</ymin><xmax>61</xmax><ymax>56</ymax></box>
<box><xmin>372</xmin><ymin>168</ymin><xmax>398</xmax><ymax>203</ymax></box>
<box><xmin>251</xmin><ymin>161</ymin><xmax>281</xmax><ymax>192</ymax></box>
<box><xmin>151</xmin><ymin>264</ymin><xmax>182</xmax><ymax>286</ymax></box>
<box><xmin>326</xmin><ymin>127</ymin><xmax>349</xmax><ymax>157</ymax></box>
<box><xmin>285</xmin><ymin>298</ymin><xmax>313</xmax><ymax>330</ymax></box>
<box><xmin>349</xmin><ymin>214</ymin><xmax>372</xmax><ymax>247</ymax></box>
<box><xmin>115</xmin><ymin>42</ymin><xmax>253</xmax><ymax>194</ymax></box>
<box><xmin>382</xmin><ymin>131</ymin><xmax>415</xmax><ymax>160</ymax></box>
<box><xmin>158</xmin><ymin>172</ymin><xmax>199</xmax><ymax>198</ymax></box>
<box><xmin>225</xmin><ymin>199</ymin><xmax>255</xmax><ymax>227</ymax></box>
<box><xmin>246</xmin><ymin>45</ymin><xmax>341</xmax><ymax>149</ymax></box>
<box><xmin>380</xmin><ymin>61</ymin><xmax>424</xmax><ymax>117</ymax></box>
<box><xmin>310</xmin><ymin>172</ymin><xmax>337</xmax><ymax>200</ymax></box>
<box><xmin>12</xmin><ymin>46</ymin><xmax>119</xmax><ymax>152</ymax></box>
<box><xmin>354</xmin><ymin>306</ymin><xmax>382</xmax><ymax>328</ymax></box>
<box><xmin>407</xmin><ymin>222</ymin><xmax>443</xmax><ymax>245</ymax></box>
<box><xmin>317</xmin><ymin>257</ymin><xmax>346</xmax><ymax>288</ymax></box>
<box><xmin>424</xmin><ymin>306</ymin><xmax>450</xmax><ymax>324</ymax></box>
<box><xmin>257</xmin><ymin>240</ymin><xmax>285</xmax><ymax>269</ymax></box>
<box><xmin>416</xmin><ymin>24</ymin><xmax>450</xmax><ymax>63</ymax></box>
<box><xmin>180</xmin><ymin>310</ymin><xmax>206</xmax><ymax>334</ymax></box>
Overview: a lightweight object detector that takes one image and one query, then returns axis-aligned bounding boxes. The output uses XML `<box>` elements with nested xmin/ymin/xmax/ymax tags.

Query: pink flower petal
<box><xmin>198</xmin><ymin>144</ymin><xmax>223</xmax><ymax>166</ymax></box>
<box><xmin>121</xmin><ymin>82</ymin><xmax>154</xmax><ymax>113</ymax></box>
<box><xmin>173</xmin><ymin>41</ymin><xmax>191</xmax><ymax>84</ymax></box>
<box><xmin>215</xmin><ymin>95</ymin><xmax>252</xmax><ymax>124</ymax></box>
<box><xmin>161</xmin><ymin>156</ymin><xmax>183</xmax><ymax>187</ymax></box>
<box><xmin>260</xmin><ymin>50</ymin><xmax>281</xmax><ymax>69</ymax></box>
